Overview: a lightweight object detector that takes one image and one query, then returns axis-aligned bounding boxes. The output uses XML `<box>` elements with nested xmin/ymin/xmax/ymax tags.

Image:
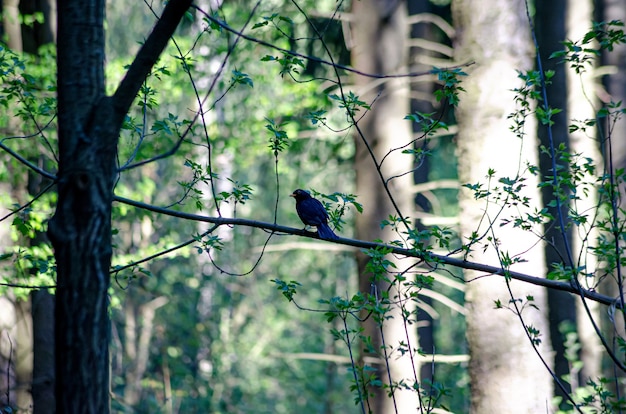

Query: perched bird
<box><xmin>290</xmin><ymin>189</ymin><xmax>338</xmax><ymax>240</ymax></box>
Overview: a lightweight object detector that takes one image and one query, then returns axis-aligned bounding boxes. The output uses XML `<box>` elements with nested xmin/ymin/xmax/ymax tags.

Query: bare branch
<box><xmin>114</xmin><ymin>194</ymin><xmax>621</xmax><ymax>308</ymax></box>
<box><xmin>0</xmin><ymin>141</ymin><xmax>56</xmax><ymax>180</ymax></box>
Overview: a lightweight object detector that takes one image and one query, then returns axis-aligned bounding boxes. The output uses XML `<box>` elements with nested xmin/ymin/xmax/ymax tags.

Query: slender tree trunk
<box><xmin>31</xmin><ymin>289</ymin><xmax>55</xmax><ymax>413</ymax></box>
<box><xmin>452</xmin><ymin>0</ymin><xmax>554</xmax><ymax>411</ymax></box>
<box><xmin>406</xmin><ymin>0</ymin><xmax>455</xmax><ymax>387</ymax></box>
<box><xmin>123</xmin><ymin>295</ymin><xmax>168</xmax><ymax>406</ymax></box>
<box><xmin>352</xmin><ymin>0</ymin><xmax>420</xmax><ymax>412</ymax></box>
<box><xmin>601</xmin><ymin>0</ymin><xmax>626</xmax><ymax>170</ymax></box>
<box><xmin>18</xmin><ymin>0</ymin><xmax>56</xmax><ymax>52</ymax></box>
<box><xmin>566</xmin><ymin>0</ymin><xmax>603</xmax><ymax>384</ymax></box>
<box><xmin>535</xmin><ymin>0</ymin><xmax>576</xmax><ymax>403</ymax></box>
<box><xmin>2</xmin><ymin>0</ymin><xmax>22</xmax><ymax>50</ymax></box>
<box><xmin>0</xmin><ymin>296</ymin><xmax>17</xmax><ymax>411</ymax></box>
<box><xmin>0</xmin><ymin>3</ymin><xmax>22</xmax><ymax>410</ymax></box>
<box><xmin>599</xmin><ymin>0</ymin><xmax>626</xmax><ymax>393</ymax></box>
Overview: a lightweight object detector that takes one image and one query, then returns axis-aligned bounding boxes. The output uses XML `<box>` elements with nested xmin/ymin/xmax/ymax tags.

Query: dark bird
<box><xmin>290</xmin><ymin>189</ymin><xmax>338</xmax><ymax>240</ymax></box>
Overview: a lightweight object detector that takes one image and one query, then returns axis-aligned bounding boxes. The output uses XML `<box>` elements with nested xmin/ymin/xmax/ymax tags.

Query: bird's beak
<box><xmin>289</xmin><ymin>193</ymin><xmax>295</xmax><ymax>197</ymax></box>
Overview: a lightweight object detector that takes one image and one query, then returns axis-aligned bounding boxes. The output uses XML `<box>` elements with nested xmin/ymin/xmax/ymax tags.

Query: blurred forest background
<box><xmin>1</xmin><ymin>0</ymin><xmax>626</xmax><ymax>413</ymax></box>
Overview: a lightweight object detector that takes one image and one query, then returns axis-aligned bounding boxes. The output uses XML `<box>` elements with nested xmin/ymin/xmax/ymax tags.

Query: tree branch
<box><xmin>113</xmin><ymin>195</ymin><xmax>621</xmax><ymax>308</ymax></box>
<box><xmin>0</xmin><ymin>141</ymin><xmax>56</xmax><ymax>180</ymax></box>
<box><xmin>111</xmin><ymin>0</ymin><xmax>192</xmax><ymax>123</ymax></box>
<box><xmin>194</xmin><ymin>6</ymin><xmax>473</xmax><ymax>80</ymax></box>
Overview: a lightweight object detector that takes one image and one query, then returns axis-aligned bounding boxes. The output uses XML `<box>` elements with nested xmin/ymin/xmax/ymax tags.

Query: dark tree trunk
<box><xmin>47</xmin><ymin>0</ymin><xmax>191</xmax><ymax>411</ymax></box>
<box><xmin>407</xmin><ymin>0</ymin><xmax>440</xmax><ymax>387</ymax></box>
<box><xmin>535</xmin><ymin>0</ymin><xmax>576</xmax><ymax>403</ymax></box>
<box><xmin>598</xmin><ymin>0</ymin><xmax>626</xmax><ymax>394</ymax></box>
<box><xmin>601</xmin><ymin>0</ymin><xmax>626</xmax><ymax>172</ymax></box>
<box><xmin>18</xmin><ymin>0</ymin><xmax>56</xmax><ymax>53</ymax></box>
<box><xmin>48</xmin><ymin>2</ymin><xmax>112</xmax><ymax>412</ymax></box>
<box><xmin>31</xmin><ymin>290</ymin><xmax>55</xmax><ymax>413</ymax></box>
<box><xmin>30</xmin><ymin>163</ymin><xmax>56</xmax><ymax>414</ymax></box>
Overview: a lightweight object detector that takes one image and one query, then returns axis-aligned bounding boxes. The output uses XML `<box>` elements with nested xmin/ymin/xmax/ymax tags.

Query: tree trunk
<box><xmin>2</xmin><ymin>0</ymin><xmax>22</xmax><ymax>50</ymax></box>
<box><xmin>0</xmin><ymin>3</ymin><xmax>22</xmax><ymax>409</ymax></box>
<box><xmin>535</xmin><ymin>0</ymin><xmax>576</xmax><ymax>403</ymax></box>
<box><xmin>47</xmin><ymin>1</ymin><xmax>191</xmax><ymax>410</ymax></box>
<box><xmin>452</xmin><ymin>0</ymin><xmax>554</xmax><ymax>412</ymax></box>
<box><xmin>0</xmin><ymin>296</ymin><xmax>17</xmax><ymax>411</ymax></box>
<box><xmin>17</xmin><ymin>0</ymin><xmax>56</xmax><ymax>53</ymax></box>
<box><xmin>31</xmin><ymin>289</ymin><xmax>55</xmax><ymax>413</ymax></box>
<box><xmin>567</xmin><ymin>0</ymin><xmax>603</xmax><ymax>384</ymax></box>
<box><xmin>351</xmin><ymin>0</ymin><xmax>420</xmax><ymax>412</ymax></box>
<box><xmin>601</xmin><ymin>0</ymin><xmax>626</xmax><ymax>171</ymax></box>
<box><xmin>406</xmin><ymin>0</ymin><xmax>449</xmax><ymax>387</ymax></box>
<box><xmin>47</xmin><ymin>2</ymin><xmax>112</xmax><ymax>412</ymax></box>
<box><xmin>599</xmin><ymin>0</ymin><xmax>626</xmax><ymax>393</ymax></box>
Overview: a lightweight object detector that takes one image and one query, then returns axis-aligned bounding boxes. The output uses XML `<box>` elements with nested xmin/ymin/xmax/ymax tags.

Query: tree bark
<box><xmin>452</xmin><ymin>0</ymin><xmax>554</xmax><ymax>411</ymax></box>
<box><xmin>47</xmin><ymin>1</ymin><xmax>191</xmax><ymax>411</ymax></box>
<box><xmin>31</xmin><ymin>289</ymin><xmax>55</xmax><ymax>414</ymax></box>
<box><xmin>351</xmin><ymin>0</ymin><xmax>420</xmax><ymax>412</ymax></box>
<box><xmin>48</xmin><ymin>2</ymin><xmax>111</xmax><ymax>411</ymax></box>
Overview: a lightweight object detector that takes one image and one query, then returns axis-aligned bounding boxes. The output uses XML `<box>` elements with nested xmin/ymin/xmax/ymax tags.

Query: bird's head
<box><xmin>290</xmin><ymin>189</ymin><xmax>312</xmax><ymax>200</ymax></box>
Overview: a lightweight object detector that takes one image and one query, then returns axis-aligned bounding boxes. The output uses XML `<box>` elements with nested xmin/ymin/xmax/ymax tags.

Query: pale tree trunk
<box><xmin>0</xmin><ymin>2</ymin><xmax>23</xmax><ymax>410</ymax></box>
<box><xmin>123</xmin><ymin>295</ymin><xmax>168</xmax><ymax>406</ymax></box>
<box><xmin>351</xmin><ymin>0</ymin><xmax>420</xmax><ymax>412</ymax></box>
<box><xmin>452</xmin><ymin>0</ymin><xmax>554</xmax><ymax>412</ymax></box>
<box><xmin>118</xmin><ymin>184</ymin><xmax>160</xmax><ymax>408</ymax></box>
<box><xmin>14</xmin><ymin>300</ymin><xmax>32</xmax><ymax>412</ymax></box>
<box><xmin>566</xmin><ymin>0</ymin><xmax>603</xmax><ymax>385</ymax></box>
<box><xmin>2</xmin><ymin>0</ymin><xmax>22</xmax><ymax>50</ymax></box>
<box><xmin>0</xmin><ymin>297</ymin><xmax>33</xmax><ymax>413</ymax></box>
<box><xmin>0</xmin><ymin>297</ymin><xmax>17</xmax><ymax>411</ymax></box>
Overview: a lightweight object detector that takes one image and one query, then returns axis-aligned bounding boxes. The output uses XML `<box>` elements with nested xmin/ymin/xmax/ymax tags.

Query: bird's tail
<box><xmin>317</xmin><ymin>223</ymin><xmax>339</xmax><ymax>240</ymax></box>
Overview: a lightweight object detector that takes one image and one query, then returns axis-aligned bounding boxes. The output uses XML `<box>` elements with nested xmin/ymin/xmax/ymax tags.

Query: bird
<box><xmin>290</xmin><ymin>189</ymin><xmax>338</xmax><ymax>240</ymax></box>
